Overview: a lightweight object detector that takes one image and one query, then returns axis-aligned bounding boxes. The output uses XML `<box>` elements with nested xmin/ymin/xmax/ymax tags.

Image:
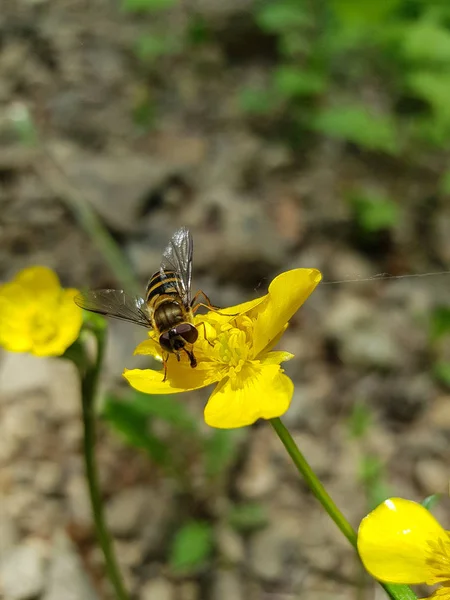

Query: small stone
<box><xmin>0</xmin><ymin>352</ymin><xmax>49</xmax><ymax>400</ymax></box>
<box><xmin>46</xmin><ymin>359</ymin><xmax>81</xmax><ymax>420</ymax></box>
<box><xmin>324</xmin><ymin>294</ymin><xmax>402</xmax><ymax>369</ymax></box>
<box><xmin>215</xmin><ymin>525</ymin><xmax>245</xmax><ymax>563</ymax></box>
<box><xmin>66</xmin><ymin>476</ymin><xmax>92</xmax><ymax>527</ymax></box>
<box><xmin>211</xmin><ymin>570</ymin><xmax>243</xmax><ymax>600</ymax></box>
<box><xmin>427</xmin><ymin>396</ymin><xmax>450</xmax><ymax>430</ymax></box>
<box><xmin>42</xmin><ymin>531</ymin><xmax>99</xmax><ymax>600</ymax></box>
<box><xmin>178</xmin><ymin>581</ymin><xmax>200</xmax><ymax>600</ymax></box>
<box><xmin>0</xmin><ymin>542</ymin><xmax>47</xmax><ymax>599</ymax></box>
<box><xmin>115</xmin><ymin>540</ymin><xmax>144</xmax><ymax>569</ymax></box>
<box><xmin>0</xmin><ymin>509</ymin><xmax>19</xmax><ymax>560</ymax></box>
<box><xmin>140</xmin><ymin>577</ymin><xmax>175</xmax><ymax>600</ymax></box>
<box><xmin>106</xmin><ymin>486</ymin><xmax>157</xmax><ymax>537</ymax></box>
<box><xmin>415</xmin><ymin>458</ymin><xmax>448</xmax><ymax>494</ymax></box>
<box><xmin>248</xmin><ymin>515</ymin><xmax>304</xmax><ymax>581</ymax></box>
<box><xmin>236</xmin><ymin>429</ymin><xmax>277</xmax><ymax>499</ymax></box>
<box><xmin>35</xmin><ymin>461</ymin><xmax>63</xmax><ymax>495</ymax></box>
<box><xmin>5</xmin><ymin>488</ymin><xmax>40</xmax><ymax>522</ymax></box>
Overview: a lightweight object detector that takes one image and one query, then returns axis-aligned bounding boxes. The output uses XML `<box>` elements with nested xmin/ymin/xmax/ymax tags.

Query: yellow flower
<box><xmin>358</xmin><ymin>497</ymin><xmax>450</xmax><ymax>600</ymax></box>
<box><xmin>0</xmin><ymin>266</ymin><xmax>82</xmax><ymax>357</ymax></box>
<box><xmin>124</xmin><ymin>268</ymin><xmax>321</xmax><ymax>428</ymax></box>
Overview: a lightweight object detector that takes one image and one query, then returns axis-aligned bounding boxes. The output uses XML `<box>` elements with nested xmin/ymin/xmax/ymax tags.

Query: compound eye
<box><xmin>175</xmin><ymin>323</ymin><xmax>198</xmax><ymax>344</ymax></box>
<box><xmin>159</xmin><ymin>332</ymin><xmax>172</xmax><ymax>352</ymax></box>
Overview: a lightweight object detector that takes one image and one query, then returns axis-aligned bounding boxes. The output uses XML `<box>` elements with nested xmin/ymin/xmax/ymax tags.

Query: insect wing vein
<box><xmin>160</xmin><ymin>226</ymin><xmax>193</xmax><ymax>306</ymax></box>
<box><xmin>75</xmin><ymin>289</ymin><xmax>152</xmax><ymax>328</ymax></box>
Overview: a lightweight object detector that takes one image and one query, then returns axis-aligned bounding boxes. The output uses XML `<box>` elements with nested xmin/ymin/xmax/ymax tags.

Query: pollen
<box><xmin>196</xmin><ymin>314</ymin><xmax>255</xmax><ymax>379</ymax></box>
<box><xmin>426</xmin><ymin>534</ymin><xmax>450</xmax><ymax>584</ymax></box>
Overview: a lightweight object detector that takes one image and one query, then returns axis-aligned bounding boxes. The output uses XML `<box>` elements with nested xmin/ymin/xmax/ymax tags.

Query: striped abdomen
<box><xmin>146</xmin><ymin>270</ymin><xmax>182</xmax><ymax>303</ymax></box>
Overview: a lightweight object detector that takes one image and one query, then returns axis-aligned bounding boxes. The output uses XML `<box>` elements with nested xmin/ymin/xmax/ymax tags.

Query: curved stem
<box><xmin>81</xmin><ymin>324</ymin><xmax>130</xmax><ymax>600</ymax></box>
<box><xmin>270</xmin><ymin>417</ymin><xmax>417</xmax><ymax>600</ymax></box>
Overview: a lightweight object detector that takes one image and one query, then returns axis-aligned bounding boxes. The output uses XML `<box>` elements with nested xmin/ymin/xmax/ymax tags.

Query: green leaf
<box><xmin>421</xmin><ymin>494</ymin><xmax>442</xmax><ymax>511</ymax></box>
<box><xmin>169</xmin><ymin>521</ymin><xmax>213</xmax><ymax>573</ymax></box>
<box><xmin>103</xmin><ymin>397</ymin><xmax>169</xmax><ymax>465</ymax></box>
<box><xmin>359</xmin><ymin>455</ymin><xmax>384</xmax><ymax>484</ymax></box>
<box><xmin>273</xmin><ymin>66</ymin><xmax>327</xmax><ymax>98</ymax></box>
<box><xmin>330</xmin><ymin>0</ymin><xmax>402</xmax><ymax>25</ymax></box>
<box><xmin>347</xmin><ymin>401</ymin><xmax>372</xmax><ymax>439</ymax></box>
<box><xmin>407</xmin><ymin>71</ymin><xmax>450</xmax><ymax>122</ymax></box>
<box><xmin>433</xmin><ymin>362</ymin><xmax>450</xmax><ymax>387</ymax></box>
<box><xmin>135</xmin><ymin>34</ymin><xmax>181</xmax><ymax>61</ymax></box>
<box><xmin>439</xmin><ymin>170</ymin><xmax>450</xmax><ymax>195</ymax></box>
<box><xmin>401</xmin><ymin>21</ymin><xmax>450</xmax><ymax>64</ymax></box>
<box><xmin>228</xmin><ymin>502</ymin><xmax>268</xmax><ymax>533</ymax></box>
<box><xmin>129</xmin><ymin>392</ymin><xmax>199</xmax><ymax>434</ymax></box>
<box><xmin>256</xmin><ymin>2</ymin><xmax>312</xmax><ymax>33</ymax></box>
<box><xmin>122</xmin><ymin>0</ymin><xmax>176</xmax><ymax>12</ymax></box>
<box><xmin>204</xmin><ymin>430</ymin><xmax>239</xmax><ymax>479</ymax></box>
<box><xmin>8</xmin><ymin>104</ymin><xmax>37</xmax><ymax>146</ymax></box>
<box><xmin>430</xmin><ymin>307</ymin><xmax>450</xmax><ymax>341</ymax></box>
<box><xmin>311</xmin><ymin>105</ymin><xmax>399</xmax><ymax>154</ymax></box>
<box><xmin>348</xmin><ymin>190</ymin><xmax>399</xmax><ymax>232</ymax></box>
<box><xmin>238</xmin><ymin>86</ymin><xmax>279</xmax><ymax>115</ymax></box>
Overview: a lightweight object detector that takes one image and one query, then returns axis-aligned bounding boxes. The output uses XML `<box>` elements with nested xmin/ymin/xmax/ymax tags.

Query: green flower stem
<box><xmin>270</xmin><ymin>417</ymin><xmax>417</xmax><ymax>600</ymax></box>
<box><xmin>79</xmin><ymin>323</ymin><xmax>130</xmax><ymax>600</ymax></box>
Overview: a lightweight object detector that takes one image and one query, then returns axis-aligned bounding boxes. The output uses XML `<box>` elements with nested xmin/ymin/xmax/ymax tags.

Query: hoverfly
<box><xmin>75</xmin><ymin>227</ymin><xmax>213</xmax><ymax>374</ymax></box>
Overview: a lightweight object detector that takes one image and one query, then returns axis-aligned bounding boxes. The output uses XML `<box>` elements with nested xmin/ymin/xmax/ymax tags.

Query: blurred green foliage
<box><xmin>103</xmin><ymin>391</ymin><xmax>240</xmax><ymax>484</ymax></box>
<box><xmin>347</xmin><ymin>189</ymin><xmax>400</xmax><ymax>233</ymax></box>
<box><xmin>227</xmin><ymin>502</ymin><xmax>269</xmax><ymax>533</ymax></box>
<box><xmin>429</xmin><ymin>307</ymin><xmax>450</xmax><ymax>389</ymax></box>
<box><xmin>169</xmin><ymin>520</ymin><xmax>214</xmax><ymax>574</ymax></box>
<box><xmin>120</xmin><ymin>0</ymin><xmax>450</xmax><ymax>152</ymax></box>
<box><xmin>421</xmin><ymin>494</ymin><xmax>442</xmax><ymax>511</ymax></box>
<box><xmin>248</xmin><ymin>0</ymin><xmax>450</xmax><ymax>151</ymax></box>
<box><xmin>348</xmin><ymin>401</ymin><xmax>391</xmax><ymax>510</ymax></box>
<box><xmin>429</xmin><ymin>306</ymin><xmax>450</xmax><ymax>342</ymax></box>
<box><xmin>103</xmin><ymin>391</ymin><xmax>246</xmax><ymax>573</ymax></box>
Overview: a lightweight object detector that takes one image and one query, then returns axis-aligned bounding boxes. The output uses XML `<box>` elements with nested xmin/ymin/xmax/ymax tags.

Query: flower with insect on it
<box><xmin>124</xmin><ymin>268</ymin><xmax>322</xmax><ymax>429</ymax></box>
<box><xmin>0</xmin><ymin>266</ymin><xmax>83</xmax><ymax>357</ymax></box>
<box><xmin>358</xmin><ymin>497</ymin><xmax>450</xmax><ymax>600</ymax></box>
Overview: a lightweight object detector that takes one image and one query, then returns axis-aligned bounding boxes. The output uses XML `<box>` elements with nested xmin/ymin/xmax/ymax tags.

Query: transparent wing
<box><xmin>160</xmin><ymin>226</ymin><xmax>193</xmax><ymax>306</ymax></box>
<box><xmin>74</xmin><ymin>290</ymin><xmax>152</xmax><ymax>328</ymax></box>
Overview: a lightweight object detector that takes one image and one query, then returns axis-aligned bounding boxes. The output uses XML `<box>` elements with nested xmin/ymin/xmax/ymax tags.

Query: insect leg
<box><xmin>183</xmin><ymin>347</ymin><xmax>197</xmax><ymax>368</ymax></box>
<box><xmin>193</xmin><ymin>302</ymin><xmax>238</xmax><ymax>317</ymax></box>
<box><xmin>196</xmin><ymin>321</ymin><xmax>214</xmax><ymax>347</ymax></box>
<box><xmin>191</xmin><ymin>290</ymin><xmax>220</xmax><ymax>310</ymax></box>
<box><xmin>162</xmin><ymin>353</ymin><xmax>170</xmax><ymax>382</ymax></box>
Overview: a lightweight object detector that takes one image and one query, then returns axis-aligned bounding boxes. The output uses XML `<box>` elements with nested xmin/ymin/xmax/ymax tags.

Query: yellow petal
<box><xmin>250</xmin><ymin>269</ymin><xmax>322</xmax><ymax>358</ymax></box>
<box><xmin>204</xmin><ymin>364</ymin><xmax>294</xmax><ymax>429</ymax></box>
<box><xmin>428</xmin><ymin>582</ymin><xmax>450</xmax><ymax>600</ymax></box>
<box><xmin>16</xmin><ymin>266</ymin><xmax>60</xmax><ymax>296</ymax></box>
<box><xmin>358</xmin><ymin>498</ymin><xmax>448</xmax><ymax>584</ymax></box>
<box><xmin>31</xmin><ymin>289</ymin><xmax>83</xmax><ymax>357</ymax></box>
<box><xmin>426</xmin><ymin>587</ymin><xmax>450</xmax><ymax>600</ymax></box>
<box><xmin>261</xmin><ymin>350</ymin><xmax>294</xmax><ymax>365</ymax></box>
<box><xmin>124</xmin><ymin>356</ymin><xmax>220</xmax><ymax>394</ymax></box>
<box><xmin>134</xmin><ymin>337</ymin><xmax>163</xmax><ymax>360</ymax></box>
<box><xmin>204</xmin><ymin>295</ymin><xmax>267</xmax><ymax>319</ymax></box>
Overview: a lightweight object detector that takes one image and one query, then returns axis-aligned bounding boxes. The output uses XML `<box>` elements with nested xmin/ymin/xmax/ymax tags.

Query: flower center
<box><xmin>426</xmin><ymin>534</ymin><xmax>450</xmax><ymax>585</ymax></box>
<box><xmin>32</xmin><ymin>311</ymin><xmax>57</xmax><ymax>344</ymax></box>
<box><xmin>196</xmin><ymin>314</ymin><xmax>255</xmax><ymax>380</ymax></box>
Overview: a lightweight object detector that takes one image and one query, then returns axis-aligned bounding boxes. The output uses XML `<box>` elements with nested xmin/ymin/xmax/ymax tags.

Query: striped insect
<box><xmin>75</xmin><ymin>227</ymin><xmax>214</xmax><ymax>375</ymax></box>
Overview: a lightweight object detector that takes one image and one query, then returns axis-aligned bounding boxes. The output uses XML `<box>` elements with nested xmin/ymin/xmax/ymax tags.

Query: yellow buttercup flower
<box><xmin>124</xmin><ymin>268</ymin><xmax>322</xmax><ymax>428</ymax></box>
<box><xmin>0</xmin><ymin>266</ymin><xmax>82</xmax><ymax>357</ymax></box>
<box><xmin>358</xmin><ymin>497</ymin><xmax>450</xmax><ymax>599</ymax></box>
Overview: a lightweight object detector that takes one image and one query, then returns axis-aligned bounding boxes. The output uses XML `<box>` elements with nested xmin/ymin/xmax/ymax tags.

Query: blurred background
<box><xmin>1</xmin><ymin>0</ymin><xmax>450</xmax><ymax>598</ymax></box>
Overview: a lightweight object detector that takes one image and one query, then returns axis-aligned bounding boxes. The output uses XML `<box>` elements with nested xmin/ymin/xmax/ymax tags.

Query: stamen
<box><xmin>426</xmin><ymin>534</ymin><xmax>450</xmax><ymax>584</ymax></box>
